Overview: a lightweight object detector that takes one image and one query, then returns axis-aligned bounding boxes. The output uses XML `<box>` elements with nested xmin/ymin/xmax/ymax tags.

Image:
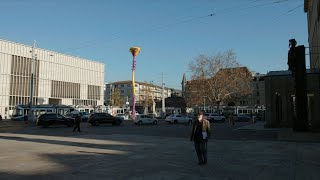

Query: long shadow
<box><xmin>0</xmin><ymin>135</ymin><xmax>137</xmax><ymax>151</ymax></box>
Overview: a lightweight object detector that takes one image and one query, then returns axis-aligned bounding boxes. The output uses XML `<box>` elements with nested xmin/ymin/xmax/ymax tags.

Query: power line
<box><xmin>270</xmin><ymin>3</ymin><xmax>304</xmax><ymax>22</ymax></box>
<box><xmin>59</xmin><ymin>0</ymin><xmax>292</xmax><ymax>53</ymax></box>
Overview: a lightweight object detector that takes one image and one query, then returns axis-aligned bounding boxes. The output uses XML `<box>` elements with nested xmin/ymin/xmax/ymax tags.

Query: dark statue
<box><xmin>288</xmin><ymin>39</ymin><xmax>297</xmax><ymax>72</ymax></box>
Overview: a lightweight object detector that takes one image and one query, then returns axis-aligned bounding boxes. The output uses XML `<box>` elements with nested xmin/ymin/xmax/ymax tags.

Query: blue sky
<box><xmin>0</xmin><ymin>0</ymin><xmax>307</xmax><ymax>89</ymax></box>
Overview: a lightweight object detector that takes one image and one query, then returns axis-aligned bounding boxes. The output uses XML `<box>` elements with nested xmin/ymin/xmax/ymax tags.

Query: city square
<box><xmin>0</xmin><ymin>120</ymin><xmax>319</xmax><ymax>180</ymax></box>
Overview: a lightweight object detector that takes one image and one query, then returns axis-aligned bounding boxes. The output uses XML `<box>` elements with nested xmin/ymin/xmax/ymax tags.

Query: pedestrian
<box><xmin>24</xmin><ymin>115</ymin><xmax>28</xmax><ymax>124</ymax></box>
<box><xmin>190</xmin><ymin>111</ymin><xmax>211</xmax><ymax>165</ymax></box>
<box><xmin>0</xmin><ymin>114</ymin><xmax>2</xmax><ymax>121</ymax></box>
<box><xmin>73</xmin><ymin>114</ymin><xmax>81</xmax><ymax>132</ymax></box>
<box><xmin>229</xmin><ymin>112</ymin><xmax>235</xmax><ymax>126</ymax></box>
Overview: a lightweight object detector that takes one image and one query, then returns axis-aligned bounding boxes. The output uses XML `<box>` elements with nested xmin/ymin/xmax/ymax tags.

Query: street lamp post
<box><xmin>28</xmin><ymin>40</ymin><xmax>37</xmax><ymax>124</ymax></box>
<box><xmin>129</xmin><ymin>47</ymin><xmax>141</xmax><ymax>120</ymax></box>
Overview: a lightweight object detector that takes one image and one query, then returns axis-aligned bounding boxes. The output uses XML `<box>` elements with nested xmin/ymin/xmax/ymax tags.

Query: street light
<box><xmin>129</xmin><ymin>46</ymin><xmax>141</xmax><ymax>120</ymax></box>
<box><xmin>28</xmin><ymin>40</ymin><xmax>37</xmax><ymax>124</ymax></box>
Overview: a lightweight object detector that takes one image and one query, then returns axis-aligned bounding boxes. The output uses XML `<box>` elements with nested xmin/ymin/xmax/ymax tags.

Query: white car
<box><xmin>134</xmin><ymin>114</ymin><xmax>158</xmax><ymax>125</ymax></box>
<box><xmin>116</xmin><ymin>113</ymin><xmax>129</xmax><ymax>120</ymax></box>
<box><xmin>165</xmin><ymin>114</ymin><xmax>192</xmax><ymax>124</ymax></box>
<box><xmin>203</xmin><ymin>113</ymin><xmax>226</xmax><ymax>122</ymax></box>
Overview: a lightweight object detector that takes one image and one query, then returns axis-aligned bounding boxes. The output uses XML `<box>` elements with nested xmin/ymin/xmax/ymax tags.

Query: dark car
<box><xmin>236</xmin><ymin>114</ymin><xmax>251</xmax><ymax>122</ymax></box>
<box><xmin>36</xmin><ymin>113</ymin><xmax>75</xmax><ymax>128</ymax></box>
<box><xmin>88</xmin><ymin>113</ymin><xmax>123</xmax><ymax>126</ymax></box>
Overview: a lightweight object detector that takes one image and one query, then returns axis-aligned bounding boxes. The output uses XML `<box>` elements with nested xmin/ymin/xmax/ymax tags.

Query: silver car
<box><xmin>134</xmin><ymin>114</ymin><xmax>158</xmax><ymax>125</ymax></box>
<box><xmin>165</xmin><ymin>114</ymin><xmax>192</xmax><ymax>124</ymax></box>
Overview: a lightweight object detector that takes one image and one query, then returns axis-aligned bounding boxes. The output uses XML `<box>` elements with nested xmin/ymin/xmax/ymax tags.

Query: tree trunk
<box><xmin>216</xmin><ymin>101</ymin><xmax>221</xmax><ymax>114</ymax></box>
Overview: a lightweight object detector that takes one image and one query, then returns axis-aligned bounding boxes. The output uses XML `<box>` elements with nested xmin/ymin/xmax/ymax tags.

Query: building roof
<box><xmin>266</xmin><ymin>69</ymin><xmax>320</xmax><ymax>77</ymax></box>
<box><xmin>108</xmin><ymin>80</ymin><xmax>168</xmax><ymax>90</ymax></box>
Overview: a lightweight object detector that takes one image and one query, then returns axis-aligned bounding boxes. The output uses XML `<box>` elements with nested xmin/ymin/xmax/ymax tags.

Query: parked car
<box><xmin>116</xmin><ymin>113</ymin><xmax>130</xmax><ymax>120</ymax></box>
<box><xmin>203</xmin><ymin>113</ymin><xmax>226</xmax><ymax>122</ymax></box>
<box><xmin>88</xmin><ymin>113</ymin><xmax>123</xmax><ymax>126</ymax></box>
<box><xmin>165</xmin><ymin>114</ymin><xmax>192</xmax><ymax>124</ymax></box>
<box><xmin>134</xmin><ymin>114</ymin><xmax>158</xmax><ymax>125</ymax></box>
<box><xmin>236</xmin><ymin>114</ymin><xmax>251</xmax><ymax>122</ymax></box>
<box><xmin>36</xmin><ymin>113</ymin><xmax>74</xmax><ymax>128</ymax></box>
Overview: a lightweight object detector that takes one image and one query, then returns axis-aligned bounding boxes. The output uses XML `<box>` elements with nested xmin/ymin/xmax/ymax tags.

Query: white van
<box><xmin>70</xmin><ymin>111</ymin><xmax>90</xmax><ymax>121</ymax></box>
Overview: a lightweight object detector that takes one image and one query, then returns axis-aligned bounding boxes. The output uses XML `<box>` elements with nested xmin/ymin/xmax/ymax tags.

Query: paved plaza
<box><xmin>0</xmin><ymin>121</ymin><xmax>319</xmax><ymax>180</ymax></box>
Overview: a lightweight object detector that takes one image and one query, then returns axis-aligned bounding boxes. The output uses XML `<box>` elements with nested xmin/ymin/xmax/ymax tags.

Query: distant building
<box><xmin>155</xmin><ymin>95</ymin><xmax>187</xmax><ymax>116</ymax></box>
<box><xmin>104</xmin><ymin>81</ymin><xmax>180</xmax><ymax>113</ymax></box>
<box><xmin>0</xmin><ymin>39</ymin><xmax>104</xmax><ymax>118</ymax></box>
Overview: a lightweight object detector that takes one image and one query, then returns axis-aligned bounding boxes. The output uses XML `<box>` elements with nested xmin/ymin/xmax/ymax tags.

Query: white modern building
<box><xmin>0</xmin><ymin>39</ymin><xmax>104</xmax><ymax>118</ymax></box>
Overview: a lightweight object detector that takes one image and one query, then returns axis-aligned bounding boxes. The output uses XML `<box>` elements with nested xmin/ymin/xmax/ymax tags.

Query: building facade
<box><xmin>305</xmin><ymin>0</ymin><xmax>320</xmax><ymax>69</ymax></box>
<box><xmin>0</xmin><ymin>39</ymin><xmax>104</xmax><ymax>118</ymax></box>
<box><xmin>237</xmin><ymin>73</ymin><xmax>265</xmax><ymax>108</ymax></box>
<box><xmin>104</xmin><ymin>81</ymin><xmax>174</xmax><ymax>111</ymax></box>
<box><xmin>265</xmin><ymin>70</ymin><xmax>320</xmax><ymax>131</ymax></box>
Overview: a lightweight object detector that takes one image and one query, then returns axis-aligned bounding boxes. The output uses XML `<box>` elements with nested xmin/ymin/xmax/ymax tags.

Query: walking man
<box><xmin>229</xmin><ymin>112</ymin><xmax>235</xmax><ymax>126</ymax></box>
<box><xmin>190</xmin><ymin>111</ymin><xmax>211</xmax><ymax>165</ymax></box>
<box><xmin>73</xmin><ymin>114</ymin><xmax>81</xmax><ymax>132</ymax></box>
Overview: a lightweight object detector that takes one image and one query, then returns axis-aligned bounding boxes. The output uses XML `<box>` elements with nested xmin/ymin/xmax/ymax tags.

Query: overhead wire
<box><xmin>59</xmin><ymin>0</ymin><xmax>293</xmax><ymax>53</ymax></box>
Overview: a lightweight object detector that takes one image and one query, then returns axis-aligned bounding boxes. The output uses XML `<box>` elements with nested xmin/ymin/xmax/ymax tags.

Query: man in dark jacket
<box><xmin>190</xmin><ymin>111</ymin><xmax>211</xmax><ymax>165</ymax></box>
<box><xmin>73</xmin><ymin>114</ymin><xmax>81</xmax><ymax>132</ymax></box>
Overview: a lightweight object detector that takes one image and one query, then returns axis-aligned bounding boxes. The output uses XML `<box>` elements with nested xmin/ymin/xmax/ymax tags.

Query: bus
<box><xmin>11</xmin><ymin>104</ymin><xmax>75</xmax><ymax>121</ymax></box>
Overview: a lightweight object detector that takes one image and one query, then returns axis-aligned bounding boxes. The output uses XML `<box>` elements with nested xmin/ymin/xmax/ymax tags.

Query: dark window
<box><xmin>257</xmin><ymin>92</ymin><xmax>260</xmax><ymax>96</ymax></box>
<box><xmin>257</xmin><ymin>100</ymin><xmax>260</xmax><ymax>104</ymax></box>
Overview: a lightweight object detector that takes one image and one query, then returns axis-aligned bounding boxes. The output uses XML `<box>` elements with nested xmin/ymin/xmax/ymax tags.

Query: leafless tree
<box><xmin>112</xmin><ymin>88</ymin><xmax>124</xmax><ymax>107</ymax></box>
<box><xmin>139</xmin><ymin>83</ymin><xmax>155</xmax><ymax>114</ymax></box>
<box><xmin>187</xmin><ymin>50</ymin><xmax>252</xmax><ymax>112</ymax></box>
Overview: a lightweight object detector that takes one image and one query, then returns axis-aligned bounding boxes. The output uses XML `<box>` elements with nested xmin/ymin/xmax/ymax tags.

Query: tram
<box><xmin>11</xmin><ymin>104</ymin><xmax>75</xmax><ymax>121</ymax></box>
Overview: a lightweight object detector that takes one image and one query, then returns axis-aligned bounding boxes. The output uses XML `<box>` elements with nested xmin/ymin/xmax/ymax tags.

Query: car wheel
<box><xmin>153</xmin><ymin>120</ymin><xmax>157</xmax><ymax>125</ymax></box>
<box><xmin>222</xmin><ymin>118</ymin><xmax>225</xmax><ymax>122</ymax></box>
<box><xmin>174</xmin><ymin>120</ymin><xmax>178</xmax><ymax>124</ymax></box>
<box><xmin>113</xmin><ymin>120</ymin><xmax>121</xmax><ymax>126</ymax></box>
<box><xmin>211</xmin><ymin>118</ymin><xmax>215</xmax><ymax>122</ymax></box>
<box><xmin>188</xmin><ymin>120</ymin><xmax>192</xmax><ymax>124</ymax></box>
<box><xmin>42</xmin><ymin>124</ymin><xmax>49</xmax><ymax>128</ymax></box>
<box><xmin>94</xmin><ymin>121</ymin><xmax>100</xmax><ymax>126</ymax></box>
<box><xmin>138</xmin><ymin>121</ymin><xmax>143</xmax><ymax>125</ymax></box>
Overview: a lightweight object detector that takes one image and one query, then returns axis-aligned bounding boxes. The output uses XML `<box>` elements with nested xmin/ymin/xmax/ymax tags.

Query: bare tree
<box><xmin>141</xmin><ymin>83</ymin><xmax>154</xmax><ymax>114</ymax></box>
<box><xmin>112</xmin><ymin>88</ymin><xmax>124</xmax><ymax>107</ymax></box>
<box><xmin>187</xmin><ymin>50</ymin><xmax>252</xmax><ymax>112</ymax></box>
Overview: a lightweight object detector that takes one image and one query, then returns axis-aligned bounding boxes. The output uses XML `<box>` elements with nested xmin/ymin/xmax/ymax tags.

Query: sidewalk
<box><xmin>237</xmin><ymin>122</ymin><xmax>320</xmax><ymax>143</ymax></box>
<box><xmin>236</xmin><ymin>121</ymin><xmax>277</xmax><ymax>132</ymax></box>
<box><xmin>0</xmin><ymin>120</ymin><xmax>25</xmax><ymax>131</ymax></box>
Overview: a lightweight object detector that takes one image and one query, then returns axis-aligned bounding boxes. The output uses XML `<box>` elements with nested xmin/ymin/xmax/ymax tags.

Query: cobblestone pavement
<box><xmin>0</xmin><ymin>121</ymin><xmax>319</xmax><ymax>180</ymax></box>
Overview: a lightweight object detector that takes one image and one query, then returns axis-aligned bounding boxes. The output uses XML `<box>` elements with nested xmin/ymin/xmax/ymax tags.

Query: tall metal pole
<box><xmin>129</xmin><ymin>47</ymin><xmax>141</xmax><ymax>120</ymax></box>
<box><xmin>162</xmin><ymin>72</ymin><xmax>165</xmax><ymax>116</ymax></box>
<box><xmin>131</xmin><ymin>55</ymin><xmax>136</xmax><ymax>119</ymax></box>
<box><xmin>28</xmin><ymin>40</ymin><xmax>36</xmax><ymax>123</ymax></box>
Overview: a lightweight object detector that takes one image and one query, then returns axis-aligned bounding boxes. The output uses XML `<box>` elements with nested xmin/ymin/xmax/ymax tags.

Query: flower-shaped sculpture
<box><xmin>129</xmin><ymin>46</ymin><xmax>141</xmax><ymax>120</ymax></box>
<box><xmin>130</xmin><ymin>46</ymin><xmax>141</xmax><ymax>57</ymax></box>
